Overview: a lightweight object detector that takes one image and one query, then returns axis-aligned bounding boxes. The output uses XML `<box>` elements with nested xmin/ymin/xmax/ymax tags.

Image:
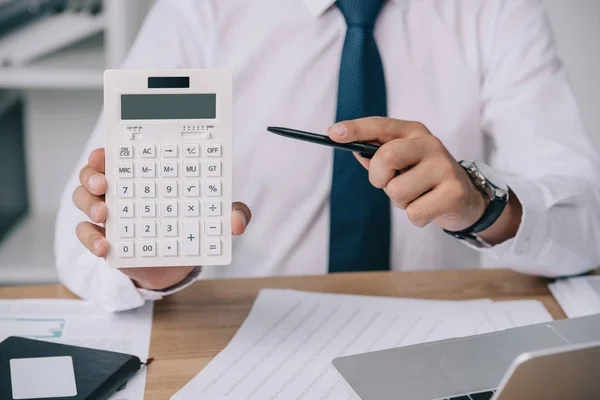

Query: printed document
<box><xmin>172</xmin><ymin>289</ymin><xmax>552</xmax><ymax>400</ymax></box>
<box><xmin>549</xmin><ymin>275</ymin><xmax>600</xmax><ymax>318</ymax></box>
<box><xmin>0</xmin><ymin>299</ymin><xmax>153</xmax><ymax>400</ymax></box>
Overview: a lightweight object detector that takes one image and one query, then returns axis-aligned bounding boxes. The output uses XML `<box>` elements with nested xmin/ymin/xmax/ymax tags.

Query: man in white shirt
<box><xmin>56</xmin><ymin>0</ymin><xmax>600</xmax><ymax>312</ymax></box>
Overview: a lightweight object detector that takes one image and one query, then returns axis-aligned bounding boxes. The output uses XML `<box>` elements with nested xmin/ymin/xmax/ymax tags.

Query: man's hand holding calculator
<box><xmin>72</xmin><ymin>148</ymin><xmax>251</xmax><ymax>290</ymax></box>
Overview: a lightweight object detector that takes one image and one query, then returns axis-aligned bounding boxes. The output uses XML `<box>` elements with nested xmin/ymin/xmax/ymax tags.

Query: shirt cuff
<box><xmin>461</xmin><ymin>174</ymin><xmax>548</xmax><ymax>266</ymax></box>
<box><xmin>136</xmin><ymin>267</ymin><xmax>202</xmax><ymax>301</ymax></box>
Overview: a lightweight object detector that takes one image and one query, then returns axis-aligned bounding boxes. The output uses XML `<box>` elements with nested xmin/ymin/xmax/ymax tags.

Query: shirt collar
<box><xmin>303</xmin><ymin>0</ymin><xmax>408</xmax><ymax>18</ymax></box>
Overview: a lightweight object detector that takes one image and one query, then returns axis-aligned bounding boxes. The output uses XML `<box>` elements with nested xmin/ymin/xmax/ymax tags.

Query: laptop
<box><xmin>332</xmin><ymin>314</ymin><xmax>600</xmax><ymax>400</ymax></box>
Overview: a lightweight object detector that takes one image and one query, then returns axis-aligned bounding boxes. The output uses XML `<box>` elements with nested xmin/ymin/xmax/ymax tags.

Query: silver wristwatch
<box><xmin>443</xmin><ymin>161</ymin><xmax>510</xmax><ymax>248</ymax></box>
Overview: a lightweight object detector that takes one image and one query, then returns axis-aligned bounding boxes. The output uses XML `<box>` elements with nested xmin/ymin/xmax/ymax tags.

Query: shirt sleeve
<box><xmin>54</xmin><ymin>0</ymin><xmax>205</xmax><ymax>312</ymax></box>
<box><xmin>473</xmin><ymin>0</ymin><xmax>600</xmax><ymax>277</ymax></box>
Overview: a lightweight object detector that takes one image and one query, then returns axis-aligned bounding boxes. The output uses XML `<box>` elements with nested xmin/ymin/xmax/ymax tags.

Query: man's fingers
<box><xmin>384</xmin><ymin>162</ymin><xmax>440</xmax><ymax>209</ymax></box>
<box><xmin>79</xmin><ymin>165</ymin><xmax>107</xmax><ymax>196</ymax></box>
<box><xmin>368</xmin><ymin>137</ymin><xmax>430</xmax><ymax>188</ymax></box>
<box><xmin>73</xmin><ymin>185</ymin><xmax>107</xmax><ymax>224</ymax></box>
<box><xmin>328</xmin><ymin>117</ymin><xmax>430</xmax><ymax>144</ymax></box>
<box><xmin>88</xmin><ymin>148</ymin><xmax>105</xmax><ymax>173</ymax></box>
<box><xmin>232</xmin><ymin>201</ymin><xmax>252</xmax><ymax>236</ymax></box>
<box><xmin>76</xmin><ymin>221</ymin><xmax>108</xmax><ymax>257</ymax></box>
<box><xmin>405</xmin><ymin>182</ymin><xmax>465</xmax><ymax>228</ymax></box>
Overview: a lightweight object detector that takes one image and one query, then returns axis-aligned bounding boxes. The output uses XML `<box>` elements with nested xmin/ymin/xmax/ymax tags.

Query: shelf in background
<box><xmin>0</xmin><ymin>213</ymin><xmax>58</xmax><ymax>285</ymax></box>
<box><xmin>0</xmin><ymin>34</ymin><xmax>105</xmax><ymax>90</ymax></box>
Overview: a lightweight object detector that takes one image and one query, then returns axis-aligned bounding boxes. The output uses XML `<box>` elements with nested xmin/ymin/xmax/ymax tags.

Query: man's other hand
<box><xmin>328</xmin><ymin>117</ymin><xmax>521</xmax><ymax>245</ymax></box>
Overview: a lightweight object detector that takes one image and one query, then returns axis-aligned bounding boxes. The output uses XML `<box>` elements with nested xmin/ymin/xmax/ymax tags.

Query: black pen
<box><xmin>267</xmin><ymin>126</ymin><xmax>380</xmax><ymax>159</ymax></box>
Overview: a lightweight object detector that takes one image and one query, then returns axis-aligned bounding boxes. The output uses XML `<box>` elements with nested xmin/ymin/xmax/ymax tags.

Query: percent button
<box><xmin>205</xmin><ymin>180</ymin><xmax>222</xmax><ymax>196</ymax></box>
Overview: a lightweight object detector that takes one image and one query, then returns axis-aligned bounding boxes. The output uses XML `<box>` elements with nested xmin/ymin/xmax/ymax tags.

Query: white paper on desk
<box><xmin>549</xmin><ymin>276</ymin><xmax>600</xmax><ymax>318</ymax></box>
<box><xmin>172</xmin><ymin>289</ymin><xmax>552</xmax><ymax>400</ymax></box>
<box><xmin>0</xmin><ymin>299</ymin><xmax>153</xmax><ymax>400</ymax></box>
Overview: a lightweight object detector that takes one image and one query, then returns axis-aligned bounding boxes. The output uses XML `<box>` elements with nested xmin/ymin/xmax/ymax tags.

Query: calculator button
<box><xmin>117</xmin><ymin>162</ymin><xmax>134</xmax><ymax>178</ymax></box>
<box><xmin>139</xmin><ymin>162</ymin><xmax>156</xmax><ymax>178</ymax></box>
<box><xmin>204</xmin><ymin>143</ymin><xmax>222</xmax><ymax>157</ymax></box>
<box><xmin>140</xmin><ymin>201</ymin><xmax>156</xmax><ymax>218</ymax></box>
<box><xmin>163</xmin><ymin>240</ymin><xmax>178</xmax><ymax>256</ymax></box>
<box><xmin>118</xmin><ymin>222</ymin><xmax>134</xmax><ymax>238</ymax></box>
<box><xmin>183</xmin><ymin>160</ymin><xmax>200</xmax><ymax>177</ymax></box>
<box><xmin>117</xmin><ymin>182</ymin><xmax>134</xmax><ymax>198</ymax></box>
<box><xmin>183</xmin><ymin>181</ymin><xmax>201</xmax><ymax>197</ymax></box>
<box><xmin>162</xmin><ymin>201</ymin><xmax>178</xmax><ymax>217</ymax></box>
<box><xmin>141</xmin><ymin>221</ymin><xmax>156</xmax><ymax>237</ymax></box>
<box><xmin>118</xmin><ymin>201</ymin><xmax>134</xmax><ymax>218</ymax></box>
<box><xmin>117</xmin><ymin>145</ymin><xmax>133</xmax><ymax>159</ymax></box>
<box><xmin>140</xmin><ymin>144</ymin><xmax>155</xmax><ymax>158</ymax></box>
<box><xmin>139</xmin><ymin>241</ymin><xmax>157</xmax><ymax>257</ymax></box>
<box><xmin>162</xmin><ymin>144</ymin><xmax>178</xmax><ymax>158</ymax></box>
<box><xmin>182</xmin><ymin>220</ymin><xmax>200</xmax><ymax>256</ymax></box>
<box><xmin>183</xmin><ymin>144</ymin><xmax>200</xmax><ymax>158</ymax></box>
<box><xmin>205</xmin><ymin>180</ymin><xmax>221</xmax><ymax>196</ymax></box>
<box><xmin>162</xmin><ymin>221</ymin><xmax>178</xmax><ymax>236</ymax></box>
<box><xmin>206</xmin><ymin>200</ymin><xmax>222</xmax><ymax>216</ymax></box>
<box><xmin>139</xmin><ymin>182</ymin><xmax>156</xmax><ymax>198</ymax></box>
<box><xmin>118</xmin><ymin>242</ymin><xmax>134</xmax><ymax>258</ymax></box>
<box><xmin>205</xmin><ymin>238</ymin><xmax>222</xmax><ymax>255</ymax></box>
<box><xmin>161</xmin><ymin>181</ymin><xmax>178</xmax><ymax>197</ymax></box>
<box><xmin>161</xmin><ymin>161</ymin><xmax>178</xmax><ymax>177</ymax></box>
<box><xmin>183</xmin><ymin>200</ymin><xmax>200</xmax><ymax>217</ymax></box>
<box><xmin>205</xmin><ymin>160</ymin><xmax>221</xmax><ymax>177</ymax></box>
<box><xmin>205</xmin><ymin>220</ymin><xmax>221</xmax><ymax>236</ymax></box>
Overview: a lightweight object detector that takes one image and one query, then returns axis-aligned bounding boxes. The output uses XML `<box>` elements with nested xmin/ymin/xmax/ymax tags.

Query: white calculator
<box><xmin>104</xmin><ymin>69</ymin><xmax>232</xmax><ymax>268</ymax></box>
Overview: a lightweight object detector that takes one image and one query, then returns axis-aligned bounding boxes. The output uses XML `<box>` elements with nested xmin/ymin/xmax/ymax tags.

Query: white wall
<box><xmin>544</xmin><ymin>0</ymin><xmax>600</xmax><ymax>149</ymax></box>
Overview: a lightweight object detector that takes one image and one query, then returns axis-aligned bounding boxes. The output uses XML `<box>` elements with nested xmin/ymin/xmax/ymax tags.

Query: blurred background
<box><xmin>0</xmin><ymin>0</ymin><xmax>598</xmax><ymax>286</ymax></box>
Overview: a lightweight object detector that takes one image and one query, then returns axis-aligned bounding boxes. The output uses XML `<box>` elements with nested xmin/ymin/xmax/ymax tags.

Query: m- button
<box><xmin>204</xmin><ymin>143</ymin><xmax>222</xmax><ymax>157</ymax></box>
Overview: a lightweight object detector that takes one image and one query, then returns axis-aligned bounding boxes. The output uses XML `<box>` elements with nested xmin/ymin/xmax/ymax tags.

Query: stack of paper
<box><xmin>0</xmin><ymin>299</ymin><xmax>153</xmax><ymax>400</ymax></box>
<box><xmin>549</xmin><ymin>276</ymin><xmax>600</xmax><ymax>318</ymax></box>
<box><xmin>172</xmin><ymin>289</ymin><xmax>553</xmax><ymax>400</ymax></box>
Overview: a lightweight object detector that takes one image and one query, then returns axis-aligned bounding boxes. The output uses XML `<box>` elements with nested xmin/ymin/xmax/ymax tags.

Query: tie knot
<box><xmin>336</xmin><ymin>0</ymin><xmax>385</xmax><ymax>27</ymax></box>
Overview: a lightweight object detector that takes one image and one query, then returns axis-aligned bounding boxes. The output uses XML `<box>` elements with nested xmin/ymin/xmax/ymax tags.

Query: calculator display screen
<box><xmin>121</xmin><ymin>94</ymin><xmax>216</xmax><ymax>120</ymax></box>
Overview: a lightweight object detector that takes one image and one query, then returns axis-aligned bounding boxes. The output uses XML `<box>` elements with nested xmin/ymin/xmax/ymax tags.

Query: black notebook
<box><xmin>0</xmin><ymin>336</ymin><xmax>143</xmax><ymax>400</ymax></box>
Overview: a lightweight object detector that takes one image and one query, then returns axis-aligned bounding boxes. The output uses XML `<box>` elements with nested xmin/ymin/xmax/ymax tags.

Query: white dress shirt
<box><xmin>55</xmin><ymin>0</ymin><xmax>600</xmax><ymax>312</ymax></box>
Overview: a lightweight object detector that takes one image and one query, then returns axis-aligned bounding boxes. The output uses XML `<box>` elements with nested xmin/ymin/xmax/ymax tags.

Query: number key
<box><xmin>118</xmin><ymin>201</ymin><xmax>134</xmax><ymax>218</ymax></box>
<box><xmin>117</xmin><ymin>182</ymin><xmax>134</xmax><ymax>198</ymax></box>
<box><xmin>141</xmin><ymin>221</ymin><xmax>156</xmax><ymax>237</ymax></box>
<box><xmin>139</xmin><ymin>181</ymin><xmax>156</xmax><ymax>198</ymax></box>
<box><xmin>118</xmin><ymin>221</ymin><xmax>134</xmax><ymax>238</ymax></box>
<box><xmin>162</xmin><ymin>201</ymin><xmax>178</xmax><ymax>217</ymax></box>
<box><xmin>139</xmin><ymin>241</ymin><xmax>156</xmax><ymax>257</ymax></box>
<box><xmin>162</xmin><ymin>181</ymin><xmax>178</xmax><ymax>197</ymax></box>
<box><xmin>118</xmin><ymin>241</ymin><xmax>134</xmax><ymax>258</ymax></box>
<box><xmin>140</xmin><ymin>201</ymin><xmax>156</xmax><ymax>218</ymax></box>
<box><xmin>162</xmin><ymin>221</ymin><xmax>178</xmax><ymax>237</ymax></box>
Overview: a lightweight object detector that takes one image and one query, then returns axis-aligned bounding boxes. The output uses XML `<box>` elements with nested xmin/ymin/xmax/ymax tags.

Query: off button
<box><xmin>204</xmin><ymin>143</ymin><xmax>222</xmax><ymax>157</ymax></box>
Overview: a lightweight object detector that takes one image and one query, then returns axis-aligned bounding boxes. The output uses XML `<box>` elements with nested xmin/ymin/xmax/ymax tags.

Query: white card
<box><xmin>10</xmin><ymin>356</ymin><xmax>77</xmax><ymax>399</ymax></box>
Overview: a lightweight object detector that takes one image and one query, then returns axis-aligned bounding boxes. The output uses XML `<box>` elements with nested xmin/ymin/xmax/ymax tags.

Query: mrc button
<box><xmin>204</xmin><ymin>143</ymin><xmax>222</xmax><ymax>157</ymax></box>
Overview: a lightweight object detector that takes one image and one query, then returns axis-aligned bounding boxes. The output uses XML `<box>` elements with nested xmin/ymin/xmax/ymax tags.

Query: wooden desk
<box><xmin>0</xmin><ymin>269</ymin><xmax>566</xmax><ymax>399</ymax></box>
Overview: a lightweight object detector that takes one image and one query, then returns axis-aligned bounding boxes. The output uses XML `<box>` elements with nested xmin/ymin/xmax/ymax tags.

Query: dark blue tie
<box><xmin>329</xmin><ymin>0</ymin><xmax>391</xmax><ymax>272</ymax></box>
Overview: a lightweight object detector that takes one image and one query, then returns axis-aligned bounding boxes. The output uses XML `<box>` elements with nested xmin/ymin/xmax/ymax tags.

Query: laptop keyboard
<box><xmin>444</xmin><ymin>390</ymin><xmax>496</xmax><ymax>400</ymax></box>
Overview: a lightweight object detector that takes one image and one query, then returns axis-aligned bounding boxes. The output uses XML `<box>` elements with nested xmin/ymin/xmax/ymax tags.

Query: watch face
<box><xmin>473</xmin><ymin>161</ymin><xmax>509</xmax><ymax>192</ymax></box>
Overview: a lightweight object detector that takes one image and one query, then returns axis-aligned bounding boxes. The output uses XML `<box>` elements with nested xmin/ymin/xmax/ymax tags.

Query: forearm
<box><xmin>479</xmin><ymin>174</ymin><xmax>600</xmax><ymax>277</ymax></box>
<box><xmin>478</xmin><ymin>189</ymin><xmax>522</xmax><ymax>246</ymax></box>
